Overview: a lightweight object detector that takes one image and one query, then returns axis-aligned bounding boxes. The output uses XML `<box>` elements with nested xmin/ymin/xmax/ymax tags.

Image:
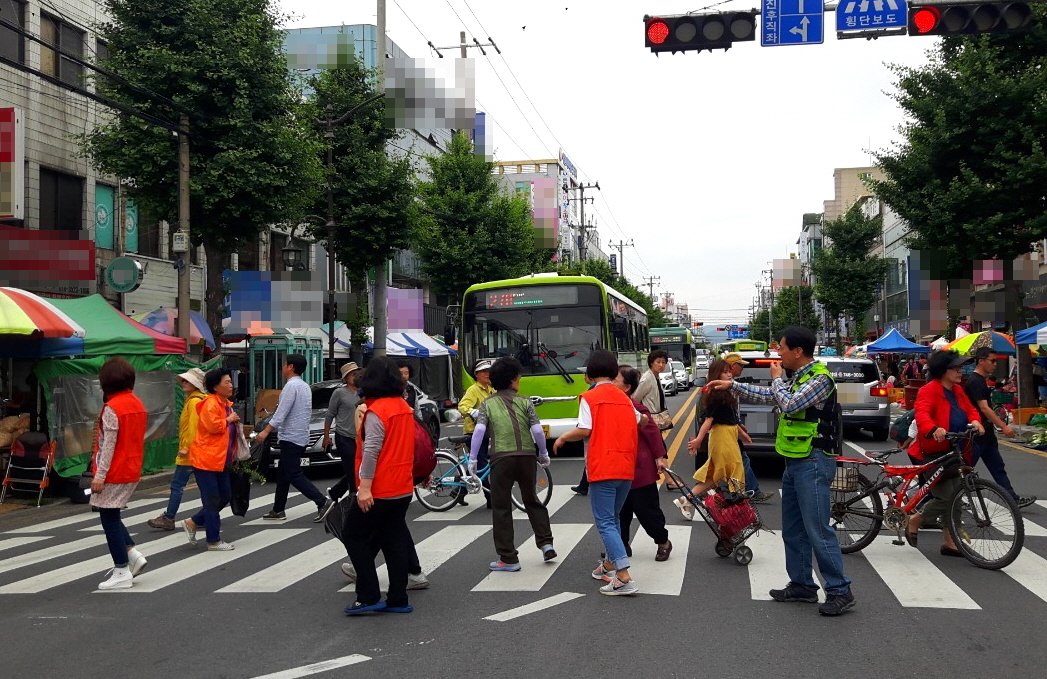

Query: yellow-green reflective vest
<box><xmin>775</xmin><ymin>362</ymin><xmax>838</xmax><ymax>458</ymax></box>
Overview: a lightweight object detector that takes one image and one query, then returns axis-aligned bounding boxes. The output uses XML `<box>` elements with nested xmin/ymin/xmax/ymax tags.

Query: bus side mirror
<box><xmin>443</xmin><ymin>323</ymin><xmax>456</xmax><ymax>346</ymax></box>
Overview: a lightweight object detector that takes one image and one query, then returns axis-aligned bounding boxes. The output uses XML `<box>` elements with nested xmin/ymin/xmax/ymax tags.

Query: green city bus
<box><xmin>460</xmin><ymin>274</ymin><xmax>649</xmax><ymax>447</ymax></box>
<box><xmin>649</xmin><ymin>326</ymin><xmax>695</xmax><ymax>380</ymax></box>
<box><xmin>715</xmin><ymin>339</ymin><xmax>769</xmax><ymax>355</ymax></box>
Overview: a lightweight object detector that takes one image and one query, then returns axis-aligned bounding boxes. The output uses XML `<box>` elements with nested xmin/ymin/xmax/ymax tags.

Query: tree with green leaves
<box><xmin>871</xmin><ymin>14</ymin><xmax>1047</xmax><ymax>403</ymax></box>
<box><xmin>413</xmin><ymin>132</ymin><xmax>549</xmax><ymax>301</ymax></box>
<box><xmin>80</xmin><ymin>0</ymin><xmax>324</xmax><ymax>337</ymax></box>
<box><xmin>749</xmin><ymin>286</ymin><xmax>820</xmax><ymax>343</ymax></box>
<box><xmin>812</xmin><ymin>204</ymin><xmax>889</xmax><ymax>352</ymax></box>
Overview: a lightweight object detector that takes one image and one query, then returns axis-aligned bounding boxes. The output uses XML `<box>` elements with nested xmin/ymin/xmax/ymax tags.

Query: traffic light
<box><xmin>644</xmin><ymin>12</ymin><xmax>758</xmax><ymax>54</ymax></box>
<box><xmin>907</xmin><ymin>2</ymin><xmax>1033</xmax><ymax>36</ymax></box>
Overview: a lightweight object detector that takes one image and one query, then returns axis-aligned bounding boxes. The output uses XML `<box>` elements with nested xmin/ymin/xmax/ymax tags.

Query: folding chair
<box><xmin>0</xmin><ymin>432</ymin><xmax>55</xmax><ymax>507</ymax></box>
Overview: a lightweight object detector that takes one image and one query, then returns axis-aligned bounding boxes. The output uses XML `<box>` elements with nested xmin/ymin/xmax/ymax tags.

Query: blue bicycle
<box><xmin>414</xmin><ymin>434</ymin><xmax>554</xmax><ymax>512</ymax></box>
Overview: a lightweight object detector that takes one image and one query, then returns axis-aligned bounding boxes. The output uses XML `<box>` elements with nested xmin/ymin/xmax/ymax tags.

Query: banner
<box><xmin>124</xmin><ymin>197</ymin><xmax>139</xmax><ymax>252</ymax></box>
<box><xmin>94</xmin><ymin>185</ymin><xmax>114</xmax><ymax>248</ymax></box>
<box><xmin>0</xmin><ymin>107</ymin><xmax>24</xmax><ymax>220</ymax></box>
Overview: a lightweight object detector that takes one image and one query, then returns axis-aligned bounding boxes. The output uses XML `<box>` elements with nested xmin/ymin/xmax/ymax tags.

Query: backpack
<box><xmin>413</xmin><ymin>418</ymin><xmax>436</xmax><ymax>484</ymax></box>
<box><xmin>889</xmin><ymin>409</ymin><xmax>916</xmax><ymax>445</ymax></box>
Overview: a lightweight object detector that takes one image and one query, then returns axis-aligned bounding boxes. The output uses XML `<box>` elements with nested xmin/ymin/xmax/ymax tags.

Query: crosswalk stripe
<box><xmin>483</xmin><ymin>592</ymin><xmax>585</xmax><ymax>622</ymax></box>
<box><xmin>982</xmin><ymin>498</ymin><xmax>1047</xmax><ymax>537</ymax></box>
<box><xmin>1002</xmin><ymin>549</ymin><xmax>1047</xmax><ymax>604</ymax></box>
<box><xmin>81</xmin><ymin>492</ymin><xmax>279</xmax><ymax>532</ymax></box>
<box><xmin>0</xmin><ymin>532</ymin><xmax>188</xmax><ymax>594</ymax></box>
<box><xmin>104</xmin><ymin>529</ymin><xmax>308</xmax><ymax>593</ymax></box>
<box><xmin>857</xmin><ymin>536</ymin><xmax>980</xmax><ymax>609</ymax></box>
<box><xmin>0</xmin><ymin>534</ymin><xmax>119</xmax><ymax>577</ymax></box>
<box><xmin>217</xmin><ymin>539</ymin><xmax>346</xmax><ymax>593</ymax></box>
<box><xmin>249</xmin><ymin>654</ymin><xmax>371</xmax><ymax>679</ymax></box>
<box><xmin>744</xmin><ymin>531</ymin><xmax>825</xmax><ymax>602</ymax></box>
<box><xmin>339</xmin><ymin>524</ymin><xmax>492</xmax><ymax>593</ymax></box>
<box><xmin>3</xmin><ymin>496</ymin><xmax>168</xmax><ymax>534</ymax></box>
<box><xmin>0</xmin><ymin>536</ymin><xmax>49</xmax><ymax>554</ymax></box>
<box><xmin>626</xmin><ymin>524</ymin><xmax>691</xmax><ymax>596</ymax></box>
<box><xmin>413</xmin><ymin>495</ymin><xmax>486</xmax><ymax>521</ymax></box>
<box><xmin>472</xmin><ymin>523</ymin><xmax>590</xmax><ymax>592</ymax></box>
<box><xmin>242</xmin><ymin>495</ymin><xmax>313</xmax><ymax>525</ymax></box>
<box><xmin>515</xmin><ymin>484</ymin><xmax>574</xmax><ymax>521</ymax></box>
<box><xmin>1037</xmin><ymin>500</ymin><xmax>1047</xmax><ymax>511</ymax></box>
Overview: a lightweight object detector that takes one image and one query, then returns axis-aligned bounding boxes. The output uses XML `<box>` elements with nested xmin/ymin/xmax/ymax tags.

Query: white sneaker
<box><xmin>98</xmin><ymin>567</ymin><xmax>133</xmax><ymax>590</ymax></box>
<box><xmin>407</xmin><ymin>572</ymin><xmax>430</xmax><ymax>590</ymax></box>
<box><xmin>207</xmin><ymin>541</ymin><xmax>235</xmax><ymax>551</ymax></box>
<box><xmin>600</xmin><ymin>577</ymin><xmax>639</xmax><ymax>596</ymax></box>
<box><xmin>127</xmin><ymin>549</ymin><xmax>148</xmax><ymax>577</ymax></box>
<box><xmin>182</xmin><ymin>520</ymin><xmax>197</xmax><ymax>545</ymax></box>
<box><xmin>673</xmin><ymin>497</ymin><xmax>695</xmax><ymax>521</ymax></box>
<box><xmin>341</xmin><ymin>562</ymin><xmax>357</xmax><ymax>582</ymax></box>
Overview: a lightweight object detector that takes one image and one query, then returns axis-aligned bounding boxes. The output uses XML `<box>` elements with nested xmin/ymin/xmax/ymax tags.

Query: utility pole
<box><xmin>572</xmin><ymin>181</ymin><xmax>600</xmax><ymax>264</ymax></box>
<box><xmin>374</xmin><ymin>0</ymin><xmax>389</xmax><ymax>358</ymax></box>
<box><xmin>176</xmin><ymin>115</ymin><xmax>191</xmax><ymax>343</ymax></box>
<box><xmin>608</xmin><ymin>239</ymin><xmax>634</xmax><ymax>277</ymax></box>
<box><xmin>643</xmin><ymin>275</ymin><xmax>660</xmax><ymax>302</ymax></box>
<box><xmin>433</xmin><ymin>31</ymin><xmax>500</xmax><ymax>58</ymax></box>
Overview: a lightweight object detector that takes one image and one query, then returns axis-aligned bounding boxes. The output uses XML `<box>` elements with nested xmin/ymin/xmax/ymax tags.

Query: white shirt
<box><xmin>577</xmin><ymin>382</ymin><xmax>642</xmax><ymax>429</ymax></box>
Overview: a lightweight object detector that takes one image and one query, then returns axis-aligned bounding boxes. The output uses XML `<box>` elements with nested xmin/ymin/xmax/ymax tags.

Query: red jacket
<box><xmin>909</xmin><ymin>379</ymin><xmax>980</xmax><ymax>460</ymax></box>
<box><xmin>631</xmin><ymin>401</ymin><xmax>666</xmax><ymax>488</ymax></box>
<box><xmin>92</xmin><ymin>390</ymin><xmax>147</xmax><ymax>484</ymax></box>
<box><xmin>582</xmin><ymin>383</ymin><xmax>638</xmax><ymax>482</ymax></box>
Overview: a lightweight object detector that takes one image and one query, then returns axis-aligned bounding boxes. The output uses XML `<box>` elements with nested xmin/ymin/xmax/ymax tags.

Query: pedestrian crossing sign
<box><xmin>836</xmin><ymin>0</ymin><xmax>907</xmax><ymax>31</ymax></box>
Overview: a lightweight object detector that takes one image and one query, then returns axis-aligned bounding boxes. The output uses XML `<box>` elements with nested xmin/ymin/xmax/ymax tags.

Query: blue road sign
<box><xmin>762</xmin><ymin>0</ymin><xmax>824</xmax><ymax>46</ymax></box>
<box><xmin>836</xmin><ymin>0</ymin><xmax>907</xmax><ymax>31</ymax></box>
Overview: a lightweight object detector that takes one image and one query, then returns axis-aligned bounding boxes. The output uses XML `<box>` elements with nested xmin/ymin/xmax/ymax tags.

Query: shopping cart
<box><xmin>663</xmin><ymin>468</ymin><xmax>764</xmax><ymax>565</ymax></box>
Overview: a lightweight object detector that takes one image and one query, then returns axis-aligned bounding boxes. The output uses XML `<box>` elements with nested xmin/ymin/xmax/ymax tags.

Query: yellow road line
<box><xmin>665</xmin><ymin>406</ymin><xmax>697</xmax><ymax>469</ymax></box>
<box><xmin>665</xmin><ymin>387</ymin><xmax>701</xmax><ymax>433</ymax></box>
<box><xmin>1000</xmin><ymin>438</ymin><xmax>1047</xmax><ymax>460</ymax></box>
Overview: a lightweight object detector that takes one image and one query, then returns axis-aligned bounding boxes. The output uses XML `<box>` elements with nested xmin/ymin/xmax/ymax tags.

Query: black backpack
<box><xmin>890</xmin><ymin>409</ymin><xmax>916</xmax><ymax>444</ymax></box>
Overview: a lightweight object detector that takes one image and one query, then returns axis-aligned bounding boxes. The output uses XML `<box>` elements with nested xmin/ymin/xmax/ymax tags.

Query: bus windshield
<box><xmin>464</xmin><ymin>305</ymin><xmax>603</xmax><ymax>376</ymax></box>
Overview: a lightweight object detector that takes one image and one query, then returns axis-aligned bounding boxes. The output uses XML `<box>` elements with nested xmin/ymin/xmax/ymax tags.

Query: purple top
<box><xmin>632</xmin><ymin>401</ymin><xmax>667</xmax><ymax>488</ymax></box>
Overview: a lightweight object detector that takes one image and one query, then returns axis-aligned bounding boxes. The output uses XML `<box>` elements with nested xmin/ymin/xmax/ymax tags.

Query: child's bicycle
<box><xmin>414</xmin><ymin>435</ymin><xmax>554</xmax><ymax>512</ymax></box>
<box><xmin>829</xmin><ymin>426</ymin><xmax>1024</xmax><ymax>570</ymax></box>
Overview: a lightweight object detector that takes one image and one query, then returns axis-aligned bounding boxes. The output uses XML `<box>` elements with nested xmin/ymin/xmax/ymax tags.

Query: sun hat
<box><xmin>177</xmin><ymin>368</ymin><xmax>206</xmax><ymax>393</ymax></box>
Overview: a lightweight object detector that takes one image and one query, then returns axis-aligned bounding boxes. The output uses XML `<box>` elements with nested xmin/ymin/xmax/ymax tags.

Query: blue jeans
<box><xmin>190</xmin><ymin>469</ymin><xmax>231</xmax><ymax>543</ymax></box>
<box><xmin>98</xmin><ymin>507</ymin><xmax>135</xmax><ymax>567</ymax></box>
<box><xmin>164</xmin><ymin>464</ymin><xmax>195</xmax><ymax>520</ymax></box>
<box><xmin>589</xmin><ymin>479</ymin><xmax>632</xmax><ymax>571</ymax></box>
<box><xmin>781</xmin><ymin>452</ymin><xmax>851</xmax><ymax>595</ymax></box>
<box><xmin>741</xmin><ymin>448</ymin><xmax>760</xmax><ymax>493</ymax></box>
<box><xmin>970</xmin><ymin>435</ymin><xmax>1018</xmax><ymax>500</ymax></box>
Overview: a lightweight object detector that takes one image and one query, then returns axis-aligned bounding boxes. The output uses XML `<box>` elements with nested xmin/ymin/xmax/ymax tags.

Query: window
<box><xmin>514</xmin><ymin>181</ymin><xmax>529</xmax><ymax>199</ymax></box>
<box><xmin>135</xmin><ymin>204</ymin><xmax>161</xmax><ymax>258</ymax></box>
<box><xmin>0</xmin><ymin>1</ymin><xmax>26</xmax><ymax>64</ymax></box>
<box><xmin>40</xmin><ymin>14</ymin><xmax>85</xmax><ymax>86</ymax></box>
<box><xmin>95</xmin><ymin>39</ymin><xmax>109</xmax><ymax>65</ymax></box>
<box><xmin>39</xmin><ymin>168</ymin><xmax>84</xmax><ymax>232</ymax></box>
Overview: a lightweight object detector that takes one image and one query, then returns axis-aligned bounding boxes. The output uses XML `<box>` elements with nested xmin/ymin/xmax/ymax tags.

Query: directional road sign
<box><xmin>761</xmin><ymin>0</ymin><xmax>825</xmax><ymax>46</ymax></box>
<box><xmin>836</xmin><ymin>0</ymin><xmax>907</xmax><ymax>31</ymax></box>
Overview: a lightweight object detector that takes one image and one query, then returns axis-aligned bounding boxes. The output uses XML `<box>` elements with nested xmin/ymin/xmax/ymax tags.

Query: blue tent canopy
<box><xmin>867</xmin><ymin>328</ymin><xmax>930</xmax><ymax>354</ymax></box>
<box><xmin>1016</xmin><ymin>320</ymin><xmax>1047</xmax><ymax>346</ymax></box>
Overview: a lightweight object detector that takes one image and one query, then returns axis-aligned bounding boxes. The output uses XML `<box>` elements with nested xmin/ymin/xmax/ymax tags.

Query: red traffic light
<box><xmin>646</xmin><ymin>18</ymin><xmax>670</xmax><ymax>44</ymax></box>
<box><xmin>911</xmin><ymin>6</ymin><xmax>941</xmax><ymax>33</ymax></box>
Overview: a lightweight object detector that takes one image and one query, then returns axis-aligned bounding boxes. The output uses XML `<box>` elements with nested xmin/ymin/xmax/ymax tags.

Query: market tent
<box><xmin>365</xmin><ymin>331</ymin><xmax>459</xmax><ymax>404</ymax></box>
<box><xmin>867</xmin><ymin>329</ymin><xmax>930</xmax><ymax>354</ymax></box>
<box><xmin>1016</xmin><ymin>320</ymin><xmax>1047</xmax><ymax>345</ymax></box>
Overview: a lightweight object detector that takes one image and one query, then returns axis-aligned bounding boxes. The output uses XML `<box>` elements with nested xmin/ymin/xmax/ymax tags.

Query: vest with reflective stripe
<box><xmin>92</xmin><ymin>390</ymin><xmax>147</xmax><ymax>483</ymax></box>
<box><xmin>582</xmin><ymin>384</ymin><xmax>638</xmax><ymax>482</ymax></box>
<box><xmin>775</xmin><ymin>362</ymin><xmax>839</xmax><ymax>458</ymax></box>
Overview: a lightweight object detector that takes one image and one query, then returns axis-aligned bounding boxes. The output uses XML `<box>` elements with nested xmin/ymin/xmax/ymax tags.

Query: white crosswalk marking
<box><xmin>79</xmin><ymin>498</ymin><xmax>203</xmax><ymax>532</ymax></box>
<box><xmin>744</xmin><ymin>531</ymin><xmax>825</xmax><ymax>602</ymax></box>
<box><xmin>339</xmin><ymin>524</ymin><xmax>492</xmax><ymax>593</ymax></box>
<box><xmin>980</xmin><ymin>498</ymin><xmax>1047</xmax><ymax>537</ymax></box>
<box><xmin>0</xmin><ymin>534</ymin><xmax>119</xmax><ymax>577</ymax></box>
<box><xmin>472</xmin><ymin>523</ymin><xmax>590</xmax><ymax>592</ymax></box>
<box><xmin>0</xmin><ymin>532</ymin><xmax>187</xmax><ymax>594</ymax></box>
<box><xmin>413</xmin><ymin>495</ymin><xmax>486</xmax><ymax>521</ymax></box>
<box><xmin>0</xmin><ymin>536</ymin><xmax>49</xmax><ymax>554</ymax></box>
<box><xmin>105</xmin><ymin>529</ymin><xmax>308</xmax><ymax>593</ymax></box>
<box><xmin>242</xmin><ymin>494</ymin><xmax>313</xmax><ymax>525</ymax></box>
<box><xmin>515</xmin><ymin>484</ymin><xmax>574</xmax><ymax>521</ymax></box>
<box><xmin>82</xmin><ymin>492</ymin><xmax>281</xmax><ymax>532</ymax></box>
<box><xmin>218</xmin><ymin>539</ymin><xmax>346</xmax><ymax>593</ymax></box>
<box><xmin>627</xmin><ymin>524</ymin><xmax>691</xmax><ymax>596</ymax></box>
<box><xmin>857</xmin><ymin>536</ymin><xmax>979</xmax><ymax>608</ymax></box>
<box><xmin>3</xmin><ymin>496</ymin><xmax>167</xmax><ymax>534</ymax></box>
<box><xmin>1002</xmin><ymin>549</ymin><xmax>1047</xmax><ymax>604</ymax></box>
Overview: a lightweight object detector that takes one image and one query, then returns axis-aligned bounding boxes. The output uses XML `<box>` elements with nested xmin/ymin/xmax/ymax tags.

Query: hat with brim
<box><xmin>474</xmin><ymin>359</ymin><xmax>494</xmax><ymax>374</ymax></box>
<box><xmin>340</xmin><ymin>362</ymin><xmax>361</xmax><ymax>379</ymax></box>
<box><xmin>177</xmin><ymin>368</ymin><xmax>206</xmax><ymax>393</ymax></box>
<box><xmin>723</xmin><ymin>352</ymin><xmax>749</xmax><ymax>366</ymax></box>
<box><xmin>947</xmin><ymin>353</ymin><xmax>972</xmax><ymax>369</ymax></box>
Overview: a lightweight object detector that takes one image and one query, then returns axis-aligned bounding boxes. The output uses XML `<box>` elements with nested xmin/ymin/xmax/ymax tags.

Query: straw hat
<box><xmin>340</xmin><ymin>362</ymin><xmax>361</xmax><ymax>380</ymax></box>
<box><xmin>177</xmin><ymin>367</ymin><xmax>206</xmax><ymax>393</ymax></box>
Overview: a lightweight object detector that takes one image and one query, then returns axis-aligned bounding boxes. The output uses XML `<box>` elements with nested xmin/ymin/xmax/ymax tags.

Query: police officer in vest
<box><xmin>705</xmin><ymin>325</ymin><xmax>854</xmax><ymax>616</ymax></box>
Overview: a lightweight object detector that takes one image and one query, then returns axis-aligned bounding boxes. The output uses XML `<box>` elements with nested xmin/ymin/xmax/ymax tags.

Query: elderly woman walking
<box><xmin>91</xmin><ymin>357</ymin><xmax>149</xmax><ymax>590</ymax></box>
<box><xmin>183</xmin><ymin>368</ymin><xmax>239</xmax><ymax>551</ymax></box>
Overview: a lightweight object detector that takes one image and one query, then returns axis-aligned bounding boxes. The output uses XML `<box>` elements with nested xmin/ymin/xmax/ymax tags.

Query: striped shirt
<box><xmin>269</xmin><ymin>375</ymin><xmax>312</xmax><ymax>446</ymax></box>
<box><xmin>731</xmin><ymin>361</ymin><xmax>834</xmax><ymax>414</ymax></box>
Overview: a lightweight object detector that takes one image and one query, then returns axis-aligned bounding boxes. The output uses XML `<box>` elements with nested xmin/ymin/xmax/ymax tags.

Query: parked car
<box><xmin>814</xmin><ymin>356</ymin><xmax>890</xmax><ymax>440</ymax></box>
<box><xmin>659</xmin><ymin>365</ymin><xmax>678</xmax><ymax>397</ymax></box>
<box><xmin>253</xmin><ymin>380</ymin><xmax>442</xmax><ymax>469</ymax></box>
<box><xmin>669</xmin><ymin>360</ymin><xmax>690</xmax><ymax>391</ymax></box>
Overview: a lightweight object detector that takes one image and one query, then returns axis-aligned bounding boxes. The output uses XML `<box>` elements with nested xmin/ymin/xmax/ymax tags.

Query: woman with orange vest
<box><xmin>554</xmin><ymin>349</ymin><xmax>646</xmax><ymax>596</ymax></box>
<box><xmin>90</xmin><ymin>357</ymin><xmax>149</xmax><ymax>590</ymax></box>
<box><xmin>342</xmin><ymin>356</ymin><xmax>419</xmax><ymax>616</ymax></box>
<box><xmin>183</xmin><ymin>368</ymin><xmax>240</xmax><ymax>551</ymax></box>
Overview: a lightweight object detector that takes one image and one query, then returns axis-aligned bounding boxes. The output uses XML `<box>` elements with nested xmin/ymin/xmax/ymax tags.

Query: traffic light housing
<box><xmin>644</xmin><ymin>12</ymin><xmax>758</xmax><ymax>54</ymax></box>
<box><xmin>907</xmin><ymin>2</ymin><xmax>1033</xmax><ymax>36</ymax></box>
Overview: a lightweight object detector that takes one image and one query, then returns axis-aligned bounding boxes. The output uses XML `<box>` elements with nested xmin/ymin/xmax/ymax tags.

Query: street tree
<box><xmin>750</xmin><ymin>286</ymin><xmax>820</xmax><ymax>343</ymax></box>
<box><xmin>414</xmin><ymin>132</ymin><xmax>548</xmax><ymax>301</ymax></box>
<box><xmin>871</xmin><ymin>15</ymin><xmax>1047</xmax><ymax>403</ymax></box>
<box><xmin>812</xmin><ymin>204</ymin><xmax>889</xmax><ymax>352</ymax></box>
<box><xmin>80</xmin><ymin>0</ymin><xmax>324</xmax><ymax>337</ymax></box>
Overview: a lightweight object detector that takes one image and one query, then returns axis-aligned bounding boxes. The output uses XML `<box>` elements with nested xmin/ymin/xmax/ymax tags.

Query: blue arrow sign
<box><xmin>836</xmin><ymin>0</ymin><xmax>907</xmax><ymax>31</ymax></box>
<box><xmin>762</xmin><ymin>0</ymin><xmax>824</xmax><ymax>46</ymax></box>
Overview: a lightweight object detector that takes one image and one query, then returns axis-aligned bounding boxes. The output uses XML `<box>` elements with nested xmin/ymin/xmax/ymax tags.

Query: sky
<box><xmin>278</xmin><ymin>0</ymin><xmax>936</xmax><ymax>326</ymax></box>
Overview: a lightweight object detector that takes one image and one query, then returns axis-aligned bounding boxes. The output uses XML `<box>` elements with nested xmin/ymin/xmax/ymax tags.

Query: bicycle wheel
<box><xmin>414</xmin><ymin>451</ymin><xmax>467</xmax><ymax>512</ymax></box>
<box><xmin>511</xmin><ymin>460</ymin><xmax>554</xmax><ymax>511</ymax></box>
<box><xmin>830</xmin><ymin>471</ymin><xmax>883</xmax><ymax>554</ymax></box>
<box><xmin>947</xmin><ymin>476</ymin><xmax>1024</xmax><ymax>570</ymax></box>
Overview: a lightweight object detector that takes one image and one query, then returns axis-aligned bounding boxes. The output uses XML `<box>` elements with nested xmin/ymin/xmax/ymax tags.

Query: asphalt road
<box><xmin>3</xmin><ymin>387</ymin><xmax>1047</xmax><ymax>678</ymax></box>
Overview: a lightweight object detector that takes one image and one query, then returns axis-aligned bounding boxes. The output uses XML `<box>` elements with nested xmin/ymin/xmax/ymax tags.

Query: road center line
<box><xmin>483</xmin><ymin>591</ymin><xmax>585</xmax><ymax>622</ymax></box>
<box><xmin>248</xmin><ymin>654</ymin><xmax>371</xmax><ymax>679</ymax></box>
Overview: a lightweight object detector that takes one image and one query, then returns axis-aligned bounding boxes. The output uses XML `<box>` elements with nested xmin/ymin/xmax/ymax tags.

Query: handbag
<box><xmin>233</xmin><ymin>426</ymin><xmax>251</xmax><ymax>463</ymax></box>
<box><xmin>651</xmin><ymin>410</ymin><xmax>674</xmax><ymax>431</ymax></box>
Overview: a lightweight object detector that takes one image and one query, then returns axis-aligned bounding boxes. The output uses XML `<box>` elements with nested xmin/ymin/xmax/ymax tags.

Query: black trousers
<box><xmin>329</xmin><ymin>433</ymin><xmax>357</xmax><ymax>500</ymax></box>
<box><xmin>619</xmin><ymin>482</ymin><xmax>669</xmax><ymax>547</ymax></box>
<box><xmin>273</xmin><ymin>441</ymin><xmax>325</xmax><ymax>512</ymax></box>
<box><xmin>343</xmin><ymin>496</ymin><xmax>412</xmax><ymax>607</ymax></box>
<box><xmin>489</xmin><ymin>455</ymin><xmax>553</xmax><ymax>563</ymax></box>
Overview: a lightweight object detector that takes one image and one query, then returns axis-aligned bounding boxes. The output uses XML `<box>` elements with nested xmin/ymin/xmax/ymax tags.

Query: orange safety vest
<box><xmin>92</xmin><ymin>390</ymin><xmax>147</xmax><ymax>484</ymax></box>
<box><xmin>356</xmin><ymin>396</ymin><xmax>415</xmax><ymax>499</ymax></box>
<box><xmin>582</xmin><ymin>384</ymin><xmax>638</xmax><ymax>483</ymax></box>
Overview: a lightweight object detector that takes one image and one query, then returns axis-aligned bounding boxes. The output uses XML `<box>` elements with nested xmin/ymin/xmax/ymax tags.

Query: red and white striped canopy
<box><xmin>0</xmin><ymin>287</ymin><xmax>87</xmax><ymax>338</ymax></box>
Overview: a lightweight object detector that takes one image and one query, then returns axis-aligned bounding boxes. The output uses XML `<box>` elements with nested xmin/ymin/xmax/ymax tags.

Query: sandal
<box><xmin>940</xmin><ymin>546</ymin><xmax>963</xmax><ymax>557</ymax></box>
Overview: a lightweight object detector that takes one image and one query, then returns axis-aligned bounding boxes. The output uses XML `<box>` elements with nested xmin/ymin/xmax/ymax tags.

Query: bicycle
<box><xmin>414</xmin><ymin>434</ymin><xmax>554</xmax><ymax>512</ymax></box>
<box><xmin>829</xmin><ymin>426</ymin><xmax>1024</xmax><ymax>570</ymax></box>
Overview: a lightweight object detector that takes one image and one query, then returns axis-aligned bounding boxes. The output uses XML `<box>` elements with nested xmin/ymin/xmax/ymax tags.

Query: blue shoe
<box><xmin>344</xmin><ymin>601</ymin><xmax>387</xmax><ymax>616</ymax></box>
<box><xmin>379</xmin><ymin>604</ymin><xmax>414</xmax><ymax>613</ymax></box>
<box><xmin>490</xmin><ymin>560</ymin><xmax>522</xmax><ymax>571</ymax></box>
